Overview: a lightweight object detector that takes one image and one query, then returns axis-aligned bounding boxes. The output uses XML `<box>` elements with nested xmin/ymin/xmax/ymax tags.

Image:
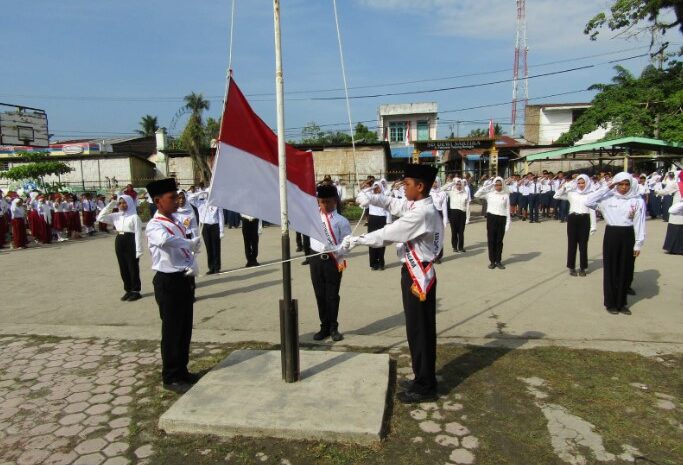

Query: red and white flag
<box><xmin>207</xmin><ymin>79</ymin><xmax>326</xmax><ymax>243</ymax></box>
<box><xmin>404</xmin><ymin>121</ymin><xmax>411</xmax><ymax>146</ymax></box>
<box><xmin>488</xmin><ymin>119</ymin><xmax>495</xmax><ymax>139</ymax></box>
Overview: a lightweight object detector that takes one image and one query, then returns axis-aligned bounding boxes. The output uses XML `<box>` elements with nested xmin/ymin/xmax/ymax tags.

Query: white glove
<box><xmin>505</xmin><ymin>223</ymin><xmax>510</xmax><ymax>232</ymax></box>
<box><xmin>219</xmin><ymin>233</ymin><xmax>224</xmax><ymax>239</ymax></box>
<box><xmin>190</xmin><ymin>237</ymin><xmax>201</xmax><ymax>252</ymax></box>
<box><xmin>341</xmin><ymin>235</ymin><xmax>353</xmax><ymax>251</ymax></box>
<box><xmin>355</xmin><ymin>191</ymin><xmax>370</xmax><ymax>208</ymax></box>
<box><xmin>465</xmin><ymin>218</ymin><xmax>470</xmax><ymax>225</ymax></box>
<box><xmin>590</xmin><ymin>228</ymin><xmax>597</xmax><ymax>236</ymax></box>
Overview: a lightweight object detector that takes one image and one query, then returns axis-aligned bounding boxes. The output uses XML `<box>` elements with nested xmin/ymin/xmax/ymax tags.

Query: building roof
<box><xmin>526</xmin><ymin>103</ymin><xmax>591</xmax><ymax>109</ymax></box>
<box><xmin>525</xmin><ymin>136</ymin><xmax>683</xmax><ymax>162</ymax></box>
<box><xmin>379</xmin><ymin>102</ymin><xmax>438</xmax><ymax>116</ymax></box>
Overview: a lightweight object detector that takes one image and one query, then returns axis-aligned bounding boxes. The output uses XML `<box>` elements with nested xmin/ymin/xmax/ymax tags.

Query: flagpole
<box><xmin>273</xmin><ymin>0</ymin><xmax>300</xmax><ymax>383</ymax></box>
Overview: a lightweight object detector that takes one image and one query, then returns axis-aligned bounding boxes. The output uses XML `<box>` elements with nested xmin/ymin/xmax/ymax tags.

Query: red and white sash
<box><xmin>153</xmin><ymin>215</ymin><xmax>192</xmax><ymax>260</ymax></box>
<box><xmin>321</xmin><ymin>211</ymin><xmax>346</xmax><ymax>272</ymax></box>
<box><xmin>403</xmin><ymin>240</ymin><xmax>436</xmax><ymax>302</ymax></box>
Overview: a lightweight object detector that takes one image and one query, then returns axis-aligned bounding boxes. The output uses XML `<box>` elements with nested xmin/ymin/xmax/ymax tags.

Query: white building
<box><xmin>378</xmin><ymin>103</ymin><xmax>438</xmax><ymax>144</ymax></box>
<box><xmin>524</xmin><ymin>103</ymin><xmax>609</xmax><ymax>145</ymax></box>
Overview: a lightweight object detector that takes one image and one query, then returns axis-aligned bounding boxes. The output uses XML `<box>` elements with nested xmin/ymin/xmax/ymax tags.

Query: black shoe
<box><xmin>398</xmin><ymin>378</ymin><xmax>414</xmax><ymax>391</ymax></box>
<box><xmin>301</xmin><ymin>259</ymin><xmax>310</xmax><ymax>265</ymax></box>
<box><xmin>569</xmin><ymin>269</ymin><xmax>577</xmax><ymax>277</ymax></box>
<box><xmin>620</xmin><ymin>307</ymin><xmax>632</xmax><ymax>315</ymax></box>
<box><xmin>459</xmin><ymin>249</ymin><xmax>466</xmax><ymax>253</ymax></box>
<box><xmin>521</xmin><ymin>217</ymin><xmax>527</xmax><ymax>221</ymax></box>
<box><xmin>313</xmin><ymin>329</ymin><xmax>330</xmax><ymax>341</ymax></box>
<box><xmin>162</xmin><ymin>381</ymin><xmax>191</xmax><ymax>394</ymax></box>
<box><xmin>181</xmin><ymin>372</ymin><xmax>201</xmax><ymax>384</ymax></box>
<box><xmin>120</xmin><ymin>292</ymin><xmax>131</xmax><ymax>301</ymax></box>
<box><xmin>452</xmin><ymin>248</ymin><xmax>458</xmax><ymax>253</ymax></box>
<box><xmin>127</xmin><ymin>292</ymin><xmax>141</xmax><ymax>301</ymax></box>
<box><xmin>495</xmin><ymin>262</ymin><xmax>506</xmax><ymax>270</ymax></box>
<box><xmin>380</xmin><ymin>265</ymin><xmax>385</xmax><ymax>270</ymax></box>
<box><xmin>488</xmin><ymin>263</ymin><xmax>496</xmax><ymax>269</ymax></box>
<box><xmin>397</xmin><ymin>390</ymin><xmax>438</xmax><ymax>404</ymax></box>
<box><xmin>626</xmin><ymin>288</ymin><xmax>636</xmax><ymax>296</ymax></box>
<box><xmin>578</xmin><ymin>269</ymin><xmax>586</xmax><ymax>277</ymax></box>
<box><xmin>606</xmin><ymin>307</ymin><xmax>619</xmax><ymax>315</ymax></box>
<box><xmin>206</xmin><ymin>270</ymin><xmax>216</xmax><ymax>275</ymax></box>
<box><xmin>330</xmin><ymin>330</ymin><xmax>343</xmax><ymax>342</ymax></box>
<box><xmin>371</xmin><ymin>266</ymin><xmax>378</xmax><ymax>271</ymax></box>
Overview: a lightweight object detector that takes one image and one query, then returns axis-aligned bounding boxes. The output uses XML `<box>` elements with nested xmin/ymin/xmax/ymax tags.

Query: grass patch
<box><xmin>125</xmin><ymin>342</ymin><xmax>682</xmax><ymax>465</ymax></box>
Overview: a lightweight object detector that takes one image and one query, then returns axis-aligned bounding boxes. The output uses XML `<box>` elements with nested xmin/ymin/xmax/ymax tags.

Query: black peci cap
<box><xmin>316</xmin><ymin>184</ymin><xmax>338</xmax><ymax>199</ymax></box>
<box><xmin>146</xmin><ymin>178</ymin><xmax>177</xmax><ymax>198</ymax></box>
<box><xmin>403</xmin><ymin>164</ymin><xmax>438</xmax><ymax>186</ymax></box>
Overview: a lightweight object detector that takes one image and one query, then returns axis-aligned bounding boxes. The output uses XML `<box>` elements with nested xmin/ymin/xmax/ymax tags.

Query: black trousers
<box><xmin>401</xmin><ymin>265</ymin><xmax>437</xmax><ymax>394</ymax></box>
<box><xmin>202</xmin><ymin>223</ymin><xmax>221</xmax><ymax>272</ymax></box>
<box><xmin>486</xmin><ymin>213</ymin><xmax>506</xmax><ymax>264</ymax></box>
<box><xmin>368</xmin><ymin>214</ymin><xmax>386</xmax><ymax>268</ymax></box>
<box><xmin>566</xmin><ymin>213</ymin><xmax>590</xmax><ymax>270</ymax></box>
<box><xmin>309</xmin><ymin>255</ymin><xmax>343</xmax><ymax>331</ymax></box>
<box><xmin>528</xmin><ymin>194</ymin><xmax>540</xmax><ymax>221</ymax></box>
<box><xmin>296</xmin><ymin>232</ymin><xmax>311</xmax><ymax>255</ymax></box>
<box><xmin>448</xmin><ymin>208</ymin><xmax>466</xmax><ymax>250</ymax></box>
<box><xmin>603</xmin><ymin>226</ymin><xmax>635</xmax><ymax>310</ymax></box>
<box><xmin>153</xmin><ymin>271</ymin><xmax>194</xmax><ymax>383</ymax></box>
<box><xmin>115</xmin><ymin>233</ymin><xmax>140</xmax><ymax>293</ymax></box>
<box><xmin>241</xmin><ymin>218</ymin><xmax>259</xmax><ymax>264</ymax></box>
<box><xmin>661</xmin><ymin>195</ymin><xmax>673</xmax><ymax>222</ymax></box>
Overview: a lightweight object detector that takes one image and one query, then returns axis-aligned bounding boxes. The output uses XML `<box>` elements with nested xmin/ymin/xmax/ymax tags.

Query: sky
<box><xmin>1</xmin><ymin>0</ymin><xmax>676</xmax><ymax>142</ymax></box>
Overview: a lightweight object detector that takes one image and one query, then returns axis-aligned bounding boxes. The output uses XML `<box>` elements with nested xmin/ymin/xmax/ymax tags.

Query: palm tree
<box><xmin>181</xmin><ymin>92</ymin><xmax>212</xmax><ymax>183</ymax></box>
<box><xmin>136</xmin><ymin>115</ymin><xmax>159</xmax><ymax>136</ymax></box>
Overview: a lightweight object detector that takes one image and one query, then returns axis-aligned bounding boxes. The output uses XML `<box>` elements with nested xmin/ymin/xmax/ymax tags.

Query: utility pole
<box><xmin>511</xmin><ymin>0</ymin><xmax>528</xmax><ymax>136</ymax></box>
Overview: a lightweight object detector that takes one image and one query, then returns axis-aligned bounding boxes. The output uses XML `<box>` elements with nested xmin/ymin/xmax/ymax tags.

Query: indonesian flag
<box><xmin>404</xmin><ymin>121</ymin><xmax>411</xmax><ymax>146</ymax></box>
<box><xmin>207</xmin><ymin>78</ymin><xmax>326</xmax><ymax>243</ymax></box>
<box><xmin>488</xmin><ymin>119</ymin><xmax>495</xmax><ymax>139</ymax></box>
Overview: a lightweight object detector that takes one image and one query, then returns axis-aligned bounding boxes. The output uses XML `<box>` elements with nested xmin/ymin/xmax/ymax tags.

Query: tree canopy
<box><xmin>181</xmin><ymin>92</ymin><xmax>213</xmax><ymax>183</ymax></box>
<box><xmin>467</xmin><ymin>123</ymin><xmax>504</xmax><ymax>138</ymax></box>
<box><xmin>300</xmin><ymin>121</ymin><xmax>378</xmax><ymax>145</ymax></box>
<box><xmin>585</xmin><ymin>0</ymin><xmax>683</xmax><ymax>56</ymax></box>
<box><xmin>136</xmin><ymin>115</ymin><xmax>159</xmax><ymax>136</ymax></box>
<box><xmin>0</xmin><ymin>152</ymin><xmax>73</xmax><ymax>187</ymax></box>
<box><xmin>556</xmin><ymin>63</ymin><xmax>683</xmax><ymax>145</ymax></box>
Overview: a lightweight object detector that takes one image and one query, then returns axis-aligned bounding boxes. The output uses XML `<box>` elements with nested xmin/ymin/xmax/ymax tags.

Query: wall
<box><xmin>166</xmin><ymin>155</ymin><xmax>198</xmax><ymax>188</ymax></box>
<box><xmin>538</xmin><ymin>109</ymin><xmax>608</xmax><ymax>145</ymax></box>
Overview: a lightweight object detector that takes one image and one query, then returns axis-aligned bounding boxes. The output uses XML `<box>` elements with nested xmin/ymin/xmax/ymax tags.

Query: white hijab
<box><xmin>492</xmin><ymin>176</ymin><xmax>509</xmax><ymax>194</ymax></box>
<box><xmin>118</xmin><ymin>194</ymin><xmax>137</xmax><ymax>217</ymax></box>
<box><xmin>574</xmin><ymin>174</ymin><xmax>593</xmax><ymax>195</ymax></box>
<box><xmin>611</xmin><ymin>172</ymin><xmax>640</xmax><ymax>199</ymax></box>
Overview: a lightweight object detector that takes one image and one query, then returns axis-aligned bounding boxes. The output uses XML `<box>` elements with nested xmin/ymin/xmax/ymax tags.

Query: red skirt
<box><xmin>11</xmin><ymin>218</ymin><xmax>28</xmax><ymax>248</ymax></box>
<box><xmin>28</xmin><ymin>210</ymin><xmax>40</xmax><ymax>236</ymax></box>
<box><xmin>82</xmin><ymin>210</ymin><xmax>96</xmax><ymax>227</ymax></box>
<box><xmin>53</xmin><ymin>211</ymin><xmax>66</xmax><ymax>230</ymax></box>
<box><xmin>66</xmin><ymin>211</ymin><xmax>82</xmax><ymax>233</ymax></box>
<box><xmin>33</xmin><ymin>215</ymin><xmax>52</xmax><ymax>243</ymax></box>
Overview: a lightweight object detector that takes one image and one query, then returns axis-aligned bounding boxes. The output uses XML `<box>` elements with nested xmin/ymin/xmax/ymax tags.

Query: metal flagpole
<box><xmin>273</xmin><ymin>0</ymin><xmax>299</xmax><ymax>383</ymax></box>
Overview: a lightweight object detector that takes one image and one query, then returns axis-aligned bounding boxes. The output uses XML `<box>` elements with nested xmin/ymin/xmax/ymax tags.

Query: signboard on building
<box><xmin>414</xmin><ymin>138</ymin><xmax>494</xmax><ymax>151</ymax></box>
<box><xmin>0</xmin><ymin>108</ymin><xmax>49</xmax><ymax>147</ymax></box>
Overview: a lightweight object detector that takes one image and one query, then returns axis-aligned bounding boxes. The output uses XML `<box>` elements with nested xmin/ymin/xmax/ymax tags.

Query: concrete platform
<box><xmin>158</xmin><ymin>350</ymin><xmax>391</xmax><ymax>444</ymax></box>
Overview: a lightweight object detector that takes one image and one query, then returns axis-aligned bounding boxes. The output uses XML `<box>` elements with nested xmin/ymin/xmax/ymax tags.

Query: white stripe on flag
<box><xmin>208</xmin><ymin>142</ymin><xmax>327</xmax><ymax>243</ymax></box>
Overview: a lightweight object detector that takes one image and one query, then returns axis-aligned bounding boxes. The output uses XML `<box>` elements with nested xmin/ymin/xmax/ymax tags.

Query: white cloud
<box><xmin>356</xmin><ymin>0</ymin><xmax>657</xmax><ymax>53</ymax></box>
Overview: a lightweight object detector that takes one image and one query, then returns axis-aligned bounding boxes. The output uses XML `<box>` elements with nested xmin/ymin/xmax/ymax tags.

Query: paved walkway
<box><xmin>1</xmin><ymin>214</ymin><xmax>681</xmax><ymax>354</ymax></box>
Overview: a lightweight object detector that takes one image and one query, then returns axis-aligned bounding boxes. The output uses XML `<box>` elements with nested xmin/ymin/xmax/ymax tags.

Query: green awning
<box><xmin>525</xmin><ymin>137</ymin><xmax>683</xmax><ymax>162</ymax></box>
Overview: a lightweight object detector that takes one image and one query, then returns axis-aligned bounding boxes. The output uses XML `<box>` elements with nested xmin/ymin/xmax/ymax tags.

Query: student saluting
<box><xmin>344</xmin><ymin>164</ymin><xmax>442</xmax><ymax>404</ymax></box>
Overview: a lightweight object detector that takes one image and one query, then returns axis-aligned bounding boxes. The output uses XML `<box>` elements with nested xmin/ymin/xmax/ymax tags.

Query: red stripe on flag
<box><xmin>219</xmin><ymin>79</ymin><xmax>316</xmax><ymax>196</ymax></box>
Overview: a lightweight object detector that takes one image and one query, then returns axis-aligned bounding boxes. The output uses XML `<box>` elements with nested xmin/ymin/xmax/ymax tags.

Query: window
<box><xmin>389</xmin><ymin>122</ymin><xmax>406</xmax><ymax>143</ymax></box>
<box><xmin>417</xmin><ymin>121</ymin><xmax>429</xmax><ymax>141</ymax></box>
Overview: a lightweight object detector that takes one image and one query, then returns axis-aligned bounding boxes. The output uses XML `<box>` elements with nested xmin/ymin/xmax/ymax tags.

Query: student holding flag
<box><xmin>344</xmin><ymin>164</ymin><xmax>442</xmax><ymax>404</ymax></box>
<box><xmin>309</xmin><ymin>184</ymin><xmax>352</xmax><ymax>342</ymax></box>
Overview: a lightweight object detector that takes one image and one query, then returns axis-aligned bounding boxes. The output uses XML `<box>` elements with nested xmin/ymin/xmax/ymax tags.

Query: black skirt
<box><xmin>602</xmin><ymin>225</ymin><xmax>635</xmax><ymax>310</ymax></box>
<box><xmin>663</xmin><ymin>223</ymin><xmax>683</xmax><ymax>254</ymax></box>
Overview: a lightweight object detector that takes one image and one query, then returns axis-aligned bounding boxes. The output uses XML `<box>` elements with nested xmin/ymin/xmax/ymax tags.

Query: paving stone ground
<box><xmin>0</xmin><ymin>335</ymin><xmax>160</xmax><ymax>465</ymax></box>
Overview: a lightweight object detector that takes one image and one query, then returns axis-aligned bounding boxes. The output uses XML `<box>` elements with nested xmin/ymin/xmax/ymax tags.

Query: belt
<box><xmin>311</xmin><ymin>253</ymin><xmax>330</xmax><ymax>261</ymax></box>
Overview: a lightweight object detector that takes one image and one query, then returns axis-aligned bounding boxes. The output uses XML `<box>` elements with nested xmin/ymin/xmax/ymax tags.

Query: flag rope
<box><xmin>209</xmin><ymin>209</ymin><xmax>366</xmax><ymax>277</ymax></box>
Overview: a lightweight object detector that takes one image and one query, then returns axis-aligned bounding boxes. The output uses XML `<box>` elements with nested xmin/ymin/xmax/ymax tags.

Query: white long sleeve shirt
<box><xmin>146</xmin><ymin>212</ymin><xmax>197</xmax><ymax>273</ymax></box>
<box><xmin>356</xmin><ymin>192</ymin><xmax>443</xmax><ymax>263</ymax></box>
<box><xmin>97</xmin><ymin>201</ymin><xmax>143</xmax><ymax>257</ymax></box>
<box><xmin>553</xmin><ymin>184</ymin><xmax>597</xmax><ymax>231</ymax></box>
<box><xmin>10</xmin><ymin>203</ymin><xmax>25</xmax><ymax>219</ymax></box>
<box><xmin>175</xmin><ymin>206</ymin><xmax>199</xmax><ymax>238</ymax></box>
<box><xmin>474</xmin><ymin>186</ymin><xmax>511</xmax><ymax>230</ymax></box>
<box><xmin>668</xmin><ymin>192</ymin><xmax>683</xmax><ymax>225</ymax></box>
<box><xmin>585</xmin><ymin>186</ymin><xmax>646</xmax><ymax>251</ymax></box>
<box><xmin>309</xmin><ymin>210</ymin><xmax>352</xmax><ymax>256</ymax></box>
<box><xmin>197</xmin><ymin>203</ymin><xmax>224</xmax><ymax>235</ymax></box>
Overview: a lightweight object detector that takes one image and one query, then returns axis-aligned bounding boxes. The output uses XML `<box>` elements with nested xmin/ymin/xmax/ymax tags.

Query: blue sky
<box><xmin>1</xmin><ymin>0</ymin><xmax>674</xmax><ymax>142</ymax></box>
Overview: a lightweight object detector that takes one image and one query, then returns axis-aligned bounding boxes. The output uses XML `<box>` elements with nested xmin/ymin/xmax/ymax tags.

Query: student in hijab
<box><xmin>554</xmin><ymin>174</ymin><xmax>597</xmax><ymax>276</ymax></box>
<box><xmin>32</xmin><ymin>195</ymin><xmax>52</xmax><ymax>244</ymax></box>
<box><xmin>474</xmin><ymin>176</ymin><xmax>511</xmax><ymax>269</ymax></box>
<box><xmin>444</xmin><ymin>177</ymin><xmax>470</xmax><ymax>253</ymax></box>
<box><xmin>175</xmin><ymin>191</ymin><xmax>199</xmax><ymax>239</ymax></box>
<box><xmin>663</xmin><ymin>172</ymin><xmax>683</xmax><ymax>254</ymax></box>
<box><xmin>586</xmin><ymin>172</ymin><xmax>646</xmax><ymax>315</ymax></box>
<box><xmin>10</xmin><ymin>198</ymin><xmax>28</xmax><ymax>249</ymax></box>
<box><xmin>97</xmin><ymin>194</ymin><xmax>143</xmax><ymax>301</ymax></box>
<box><xmin>0</xmin><ymin>192</ymin><xmax>8</xmax><ymax>248</ymax></box>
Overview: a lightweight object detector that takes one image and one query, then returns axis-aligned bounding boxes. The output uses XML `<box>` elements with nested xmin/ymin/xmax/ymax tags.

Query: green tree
<box><xmin>557</xmin><ymin>63</ymin><xmax>683</xmax><ymax>145</ymax></box>
<box><xmin>353</xmin><ymin>123</ymin><xmax>379</xmax><ymax>142</ymax></box>
<box><xmin>0</xmin><ymin>152</ymin><xmax>73</xmax><ymax>189</ymax></box>
<box><xmin>136</xmin><ymin>115</ymin><xmax>159</xmax><ymax>136</ymax></box>
<box><xmin>585</xmin><ymin>0</ymin><xmax>683</xmax><ymax>55</ymax></box>
<box><xmin>467</xmin><ymin>123</ymin><xmax>504</xmax><ymax>137</ymax></box>
<box><xmin>301</xmin><ymin>121</ymin><xmax>325</xmax><ymax>143</ymax></box>
<box><xmin>181</xmin><ymin>92</ymin><xmax>212</xmax><ymax>183</ymax></box>
<box><xmin>205</xmin><ymin>117</ymin><xmax>221</xmax><ymax>143</ymax></box>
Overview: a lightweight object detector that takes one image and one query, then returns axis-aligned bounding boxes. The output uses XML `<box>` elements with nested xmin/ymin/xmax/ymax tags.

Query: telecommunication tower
<box><xmin>511</xmin><ymin>0</ymin><xmax>528</xmax><ymax>136</ymax></box>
